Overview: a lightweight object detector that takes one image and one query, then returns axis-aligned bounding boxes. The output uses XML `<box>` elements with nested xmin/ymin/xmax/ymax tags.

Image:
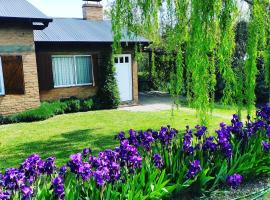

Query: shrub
<box><xmin>13</xmin><ymin>103</ymin><xmax>56</xmax><ymax>122</ymax></box>
<box><xmin>2</xmin><ymin>106</ymin><xmax>270</xmax><ymax>199</ymax></box>
<box><xmin>0</xmin><ymin>97</ymin><xmax>95</xmax><ymax>125</ymax></box>
<box><xmin>80</xmin><ymin>98</ymin><xmax>94</xmax><ymax>112</ymax></box>
<box><xmin>61</xmin><ymin>98</ymin><xmax>81</xmax><ymax>113</ymax></box>
<box><xmin>95</xmin><ymin>54</ymin><xmax>120</xmax><ymax>109</ymax></box>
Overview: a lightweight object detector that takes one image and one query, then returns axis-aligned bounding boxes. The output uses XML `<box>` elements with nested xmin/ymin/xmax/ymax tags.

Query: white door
<box><xmin>114</xmin><ymin>54</ymin><xmax>132</xmax><ymax>102</ymax></box>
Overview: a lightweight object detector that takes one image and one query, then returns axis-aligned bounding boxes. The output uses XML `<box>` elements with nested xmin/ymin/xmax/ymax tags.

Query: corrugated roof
<box><xmin>0</xmin><ymin>0</ymin><xmax>51</xmax><ymax>22</ymax></box>
<box><xmin>34</xmin><ymin>18</ymin><xmax>149</xmax><ymax>43</ymax></box>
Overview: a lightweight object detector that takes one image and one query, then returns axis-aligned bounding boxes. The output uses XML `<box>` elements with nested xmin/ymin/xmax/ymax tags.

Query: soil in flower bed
<box><xmin>167</xmin><ymin>177</ymin><xmax>270</xmax><ymax>200</ymax></box>
<box><xmin>209</xmin><ymin>177</ymin><xmax>270</xmax><ymax>200</ymax></box>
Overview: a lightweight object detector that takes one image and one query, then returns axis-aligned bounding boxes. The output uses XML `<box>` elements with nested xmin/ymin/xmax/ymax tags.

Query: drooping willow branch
<box><xmin>111</xmin><ymin>0</ymin><xmax>270</xmax><ymax>124</ymax></box>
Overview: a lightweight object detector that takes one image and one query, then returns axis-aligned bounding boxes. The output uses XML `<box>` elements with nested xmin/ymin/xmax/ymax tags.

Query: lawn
<box><xmin>0</xmin><ymin>108</ymin><xmax>236</xmax><ymax>170</ymax></box>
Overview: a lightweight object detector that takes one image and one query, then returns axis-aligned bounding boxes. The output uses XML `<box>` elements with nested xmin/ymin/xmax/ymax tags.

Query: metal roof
<box><xmin>34</xmin><ymin>18</ymin><xmax>149</xmax><ymax>43</ymax></box>
<box><xmin>0</xmin><ymin>0</ymin><xmax>52</xmax><ymax>23</ymax></box>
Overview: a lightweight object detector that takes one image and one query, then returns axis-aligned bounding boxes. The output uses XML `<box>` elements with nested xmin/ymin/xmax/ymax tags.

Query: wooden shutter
<box><xmin>92</xmin><ymin>54</ymin><xmax>99</xmax><ymax>86</ymax></box>
<box><xmin>1</xmin><ymin>55</ymin><xmax>25</xmax><ymax>94</ymax></box>
<box><xmin>36</xmin><ymin>52</ymin><xmax>54</xmax><ymax>90</ymax></box>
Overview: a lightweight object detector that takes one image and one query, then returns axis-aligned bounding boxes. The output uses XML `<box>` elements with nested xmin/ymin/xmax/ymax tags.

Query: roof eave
<box><xmin>0</xmin><ymin>16</ymin><xmax>53</xmax><ymax>24</ymax></box>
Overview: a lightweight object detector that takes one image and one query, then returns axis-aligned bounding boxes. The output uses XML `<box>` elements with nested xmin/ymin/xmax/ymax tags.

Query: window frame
<box><xmin>52</xmin><ymin>55</ymin><xmax>94</xmax><ymax>88</ymax></box>
<box><xmin>0</xmin><ymin>57</ymin><xmax>5</xmax><ymax>96</ymax></box>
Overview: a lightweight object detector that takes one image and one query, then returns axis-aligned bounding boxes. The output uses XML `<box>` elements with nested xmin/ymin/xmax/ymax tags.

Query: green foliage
<box><xmin>61</xmin><ymin>98</ymin><xmax>81</xmax><ymax>113</ymax></box>
<box><xmin>0</xmin><ymin>97</ymin><xmax>94</xmax><ymax>125</ymax></box>
<box><xmin>217</xmin><ymin>0</ymin><xmax>238</xmax><ymax>105</ymax></box>
<box><xmin>111</xmin><ymin>0</ymin><xmax>270</xmax><ymax>124</ymax></box>
<box><xmin>245</xmin><ymin>0</ymin><xmax>269</xmax><ymax>114</ymax></box>
<box><xmin>95</xmin><ymin>55</ymin><xmax>120</xmax><ymax>109</ymax></box>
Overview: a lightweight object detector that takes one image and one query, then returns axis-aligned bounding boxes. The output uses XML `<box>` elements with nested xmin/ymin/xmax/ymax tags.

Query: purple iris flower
<box><xmin>0</xmin><ymin>173</ymin><xmax>4</xmax><ymax>187</ymax></box>
<box><xmin>194</xmin><ymin>125</ymin><xmax>207</xmax><ymax>139</ymax></box>
<box><xmin>153</xmin><ymin>154</ymin><xmax>164</xmax><ymax>169</ymax></box>
<box><xmin>158</xmin><ymin>126</ymin><xmax>178</xmax><ymax>146</ymax></box>
<box><xmin>183</xmin><ymin>126</ymin><xmax>193</xmax><ymax>155</ymax></box>
<box><xmin>52</xmin><ymin>176</ymin><xmax>65</xmax><ymax>200</ymax></box>
<box><xmin>19</xmin><ymin>154</ymin><xmax>44</xmax><ymax>184</ymax></box>
<box><xmin>59</xmin><ymin>166</ymin><xmax>67</xmax><ymax>176</ymax></box>
<box><xmin>82</xmin><ymin>148</ymin><xmax>92</xmax><ymax>158</ymax></box>
<box><xmin>257</xmin><ymin>105</ymin><xmax>270</xmax><ymax>122</ymax></box>
<box><xmin>262</xmin><ymin>141</ymin><xmax>270</xmax><ymax>152</ymax></box>
<box><xmin>186</xmin><ymin>160</ymin><xmax>201</xmax><ymax>179</ymax></box>
<box><xmin>216</xmin><ymin>123</ymin><xmax>233</xmax><ymax>158</ymax></box>
<box><xmin>140</xmin><ymin>131</ymin><xmax>155</xmax><ymax>151</ymax></box>
<box><xmin>4</xmin><ymin>168</ymin><xmax>25</xmax><ymax>190</ymax></box>
<box><xmin>44</xmin><ymin>157</ymin><xmax>56</xmax><ymax>175</ymax></box>
<box><xmin>115</xmin><ymin>131</ymin><xmax>125</xmax><ymax>140</ymax></box>
<box><xmin>226</xmin><ymin>174</ymin><xmax>243</xmax><ymax>189</ymax></box>
<box><xmin>20</xmin><ymin>185</ymin><xmax>33</xmax><ymax>200</ymax></box>
<box><xmin>0</xmin><ymin>191</ymin><xmax>10</xmax><ymax>200</ymax></box>
<box><xmin>203</xmin><ymin>136</ymin><xmax>217</xmax><ymax>152</ymax></box>
<box><xmin>267</xmin><ymin>127</ymin><xmax>270</xmax><ymax>139</ymax></box>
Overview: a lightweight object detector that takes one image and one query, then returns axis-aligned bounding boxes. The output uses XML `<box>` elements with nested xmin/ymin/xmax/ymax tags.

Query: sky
<box><xmin>27</xmin><ymin>0</ymin><xmax>249</xmax><ymax>19</ymax></box>
<box><xmin>27</xmin><ymin>0</ymin><xmax>111</xmax><ymax>18</ymax></box>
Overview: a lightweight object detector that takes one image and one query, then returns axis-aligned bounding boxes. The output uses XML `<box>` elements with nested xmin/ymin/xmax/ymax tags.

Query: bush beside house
<box><xmin>94</xmin><ymin>54</ymin><xmax>120</xmax><ymax>110</ymax></box>
<box><xmin>0</xmin><ymin>97</ymin><xmax>94</xmax><ymax>124</ymax></box>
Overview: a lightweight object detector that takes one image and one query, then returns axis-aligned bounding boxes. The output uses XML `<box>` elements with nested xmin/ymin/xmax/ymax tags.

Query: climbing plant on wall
<box><xmin>111</xmin><ymin>0</ymin><xmax>270</xmax><ymax>125</ymax></box>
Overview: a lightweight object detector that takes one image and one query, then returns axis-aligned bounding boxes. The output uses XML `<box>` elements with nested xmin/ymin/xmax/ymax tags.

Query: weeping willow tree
<box><xmin>111</xmin><ymin>0</ymin><xmax>270</xmax><ymax>125</ymax></box>
<box><xmin>245</xmin><ymin>0</ymin><xmax>270</xmax><ymax>114</ymax></box>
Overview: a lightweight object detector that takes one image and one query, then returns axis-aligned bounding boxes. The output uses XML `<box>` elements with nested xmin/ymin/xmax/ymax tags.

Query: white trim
<box><xmin>52</xmin><ymin>55</ymin><xmax>94</xmax><ymax>88</ymax></box>
<box><xmin>0</xmin><ymin>57</ymin><xmax>5</xmax><ymax>96</ymax></box>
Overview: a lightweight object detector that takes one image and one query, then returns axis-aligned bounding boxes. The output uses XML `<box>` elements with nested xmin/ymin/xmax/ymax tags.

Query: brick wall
<box><xmin>40</xmin><ymin>86</ymin><xmax>98</xmax><ymax>101</ymax></box>
<box><xmin>82</xmin><ymin>3</ymin><xmax>103</xmax><ymax>20</ymax></box>
<box><xmin>0</xmin><ymin>23</ymin><xmax>40</xmax><ymax>115</ymax></box>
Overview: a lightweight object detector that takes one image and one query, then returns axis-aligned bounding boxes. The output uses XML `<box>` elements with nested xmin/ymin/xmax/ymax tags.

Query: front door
<box><xmin>114</xmin><ymin>54</ymin><xmax>132</xmax><ymax>102</ymax></box>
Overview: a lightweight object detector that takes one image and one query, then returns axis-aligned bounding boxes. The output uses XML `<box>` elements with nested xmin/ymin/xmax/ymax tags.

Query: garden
<box><xmin>1</xmin><ymin>0</ymin><xmax>270</xmax><ymax>199</ymax></box>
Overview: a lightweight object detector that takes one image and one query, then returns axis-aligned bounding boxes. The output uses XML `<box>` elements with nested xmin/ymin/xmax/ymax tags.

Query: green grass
<box><xmin>0</xmin><ymin>108</ymin><xmax>236</xmax><ymax>170</ymax></box>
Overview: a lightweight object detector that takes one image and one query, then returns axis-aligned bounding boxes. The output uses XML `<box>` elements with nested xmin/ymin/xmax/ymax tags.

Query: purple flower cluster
<box><xmin>52</xmin><ymin>176</ymin><xmax>65</xmax><ymax>200</ymax></box>
<box><xmin>0</xmin><ymin>154</ymin><xmax>58</xmax><ymax>200</ymax></box>
<box><xmin>91</xmin><ymin>150</ymin><xmax>121</xmax><ymax>186</ymax></box>
<box><xmin>0</xmin><ymin>191</ymin><xmax>10</xmax><ymax>200</ymax></box>
<box><xmin>257</xmin><ymin>105</ymin><xmax>270</xmax><ymax>122</ymax></box>
<box><xmin>152</xmin><ymin>154</ymin><xmax>164</xmax><ymax>169</ymax></box>
<box><xmin>158</xmin><ymin>126</ymin><xmax>178</xmax><ymax>146</ymax></box>
<box><xmin>116</xmin><ymin>127</ymin><xmax>177</xmax><ymax>151</ymax></box>
<box><xmin>262</xmin><ymin>141</ymin><xmax>270</xmax><ymax>152</ymax></box>
<box><xmin>67</xmin><ymin>153</ymin><xmax>92</xmax><ymax>181</ymax></box>
<box><xmin>229</xmin><ymin>115</ymin><xmax>244</xmax><ymax>139</ymax></box>
<box><xmin>226</xmin><ymin>174</ymin><xmax>243</xmax><ymax>189</ymax></box>
<box><xmin>186</xmin><ymin>160</ymin><xmax>201</xmax><ymax>179</ymax></box>
<box><xmin>194</xmin><ymin>125</ymin><xmax>207</xmax><ymax>140</ymax></box>
<box><xmin>203</xmin><ymin>136</ymin><xmax>217</xmax><ymax>152</ymax></box>
<box><xmin>183</xmin><ymin>126</ymin><xmax>194</xmax><ymax>155</ymax></box>
<box><xmin>216</xmin><ymin>123</ymin><xmax>232</xmax><ymax>158</ymax></box>
<box><xmin>117</xmin><ymin>139</ymin><xmax>142</xmax><ymax>171</ymax></box>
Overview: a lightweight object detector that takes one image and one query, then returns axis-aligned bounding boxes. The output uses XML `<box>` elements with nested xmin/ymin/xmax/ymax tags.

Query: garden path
<box><xmin>119</xmin><ymin>92</ymin><xmax>232</xmax><ymax>120</ymax></box>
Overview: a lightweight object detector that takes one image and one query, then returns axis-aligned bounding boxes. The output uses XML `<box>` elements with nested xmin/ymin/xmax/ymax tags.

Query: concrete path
<box><xmin>119</xmin><ymin>92</ymin><xmax>233</xmax><ymax>120</ymax></box>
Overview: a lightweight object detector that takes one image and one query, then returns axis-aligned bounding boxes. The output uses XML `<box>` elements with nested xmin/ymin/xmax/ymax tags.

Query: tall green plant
<box><xmin>95</xmin><ymin>54</ymin><xmax>120</xmax><ymax>109</ymax></box>
<box><xmin>245</xmin><ymin>0</ymin><xmax>269</xmax><ymax>114</ymax></box>
<box><xmin>111</xmin><ymin>0</ymin><xmax>270</xmax><ymax>124</ymax></box>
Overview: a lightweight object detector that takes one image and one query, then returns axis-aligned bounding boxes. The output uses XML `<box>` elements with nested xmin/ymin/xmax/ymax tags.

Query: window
<box><xmin>52</xmin><ymin>55</ymin><xmax>93</xmax><ymax>88</ymax></box>
<box><xmin>0</xmin><ymin>57</ymin><xmax>4</xmax><ymax>95</ymax></box>
<box><xmin>0</xmin><ymin>55</ymin><xmax>24</xmax><ymax>95</ymax></box>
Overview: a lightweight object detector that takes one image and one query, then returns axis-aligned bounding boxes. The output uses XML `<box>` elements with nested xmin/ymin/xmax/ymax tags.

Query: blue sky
<box><xmin>27</xmin><ymin>0</ymin><xmax>110</xmax><ymax>18</ymax></box>
<box><xmin>27</xmin><ymin>0</ymin><xmax>249</xmax><ymax>19</ymax></box>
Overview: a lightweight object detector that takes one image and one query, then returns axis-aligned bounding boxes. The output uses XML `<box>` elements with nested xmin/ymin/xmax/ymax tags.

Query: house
<box><xmin>0</xmin><ymin>0</ymin><xmax>148</xmax><ymax>115</ymax></box>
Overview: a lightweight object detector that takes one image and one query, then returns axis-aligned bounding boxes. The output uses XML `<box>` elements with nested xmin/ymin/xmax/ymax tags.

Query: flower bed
<box><xmin>1</xmin><ymin>106</ymin><xmax>270</xmax><ymax>199</ymax></box>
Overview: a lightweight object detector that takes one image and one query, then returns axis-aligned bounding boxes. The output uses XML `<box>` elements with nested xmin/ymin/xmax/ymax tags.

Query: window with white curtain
<box><xmin>0</xmin><ymin>57</ymin><xmax>5</xmax><ymax>95</ymax></box>
<box><xmin>52</xmin><ymin>55</ymin><xmax>93</xmax><ymax>88</ymax></box>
